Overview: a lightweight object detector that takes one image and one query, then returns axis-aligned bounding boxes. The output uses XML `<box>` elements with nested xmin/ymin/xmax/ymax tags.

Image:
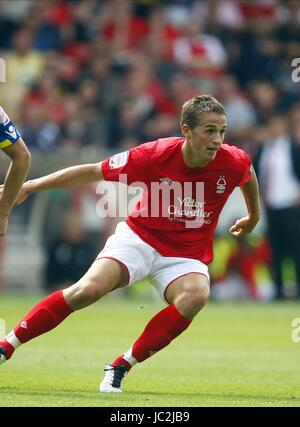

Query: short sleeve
<box><xmin>0</xmin><ymin>106</ymin><xmax>21</xmax><ymax>149</ymax></box>
<box><xmin>101</xmin><ymin>144</ymin><xmax>149</xmax><ymax>185</ymax></box>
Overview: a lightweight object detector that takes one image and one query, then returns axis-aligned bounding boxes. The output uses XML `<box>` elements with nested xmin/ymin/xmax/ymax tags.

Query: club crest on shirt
<box><xmin>216</xmin><ymin>176</ymin><xmax>226</xmax><ymax>193</ymax></box>
<box><xmin>109</xmin><ymin>151</ymin><xmax>129</xmax><ymax>169</ymax></box>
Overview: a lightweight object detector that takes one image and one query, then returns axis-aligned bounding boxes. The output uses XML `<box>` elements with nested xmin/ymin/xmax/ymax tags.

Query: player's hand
<box><xmin>229</xmin><ymin>216</ymin><xmax>259</xmax><ymax>237</ymax></box>
<box><xmin>0</xmin><ymin>212</ymin><xmax>8</xmax><ymax>236</ymax></box>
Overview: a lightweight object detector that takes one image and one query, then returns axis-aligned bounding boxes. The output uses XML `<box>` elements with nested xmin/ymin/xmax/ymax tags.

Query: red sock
<box><xmin>112</xmin><ymin>355</ymin><xmax>132</xmax><ymax>371</ymax></box>
<box><xmin>112</xmin><ymin>305</ymin><xmax>191</xmax><ymax>368</ymax></box>
<box><xmin>13</xmin><ymin>290</ymin><xmax>73</xmax><ymax>343</ymax></box>
<box><xmin>132</xmin><ymin>305</ymin><xmax>191</xmax><ymax>362</ymax></box>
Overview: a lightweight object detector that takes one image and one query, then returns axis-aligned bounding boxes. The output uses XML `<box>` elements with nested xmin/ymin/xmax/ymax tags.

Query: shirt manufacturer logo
<box><xmin>5</xmin><ymin>125</ymin><xmax>17</xmax><ymax>140</ymax></box>
<box><xmin>159</xmin><ymin>177</ymin><xmax>173</xmax><ymax>185</ymax></box>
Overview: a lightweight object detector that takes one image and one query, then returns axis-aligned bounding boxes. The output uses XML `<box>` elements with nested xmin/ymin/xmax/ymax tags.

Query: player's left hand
<box><xmin>229</xmin><ymin>216</ymin><xmax>259</xmax><ymax>237</ymax></box>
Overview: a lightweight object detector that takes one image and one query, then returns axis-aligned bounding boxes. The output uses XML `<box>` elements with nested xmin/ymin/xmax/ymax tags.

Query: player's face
<box><xmin>182</xmin><ymin>113</ymin><xmax>227</xmax><ymax>164</ymax></box>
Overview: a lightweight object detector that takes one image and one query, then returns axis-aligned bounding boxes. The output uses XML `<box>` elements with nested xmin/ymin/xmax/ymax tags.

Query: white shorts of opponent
<box><xmin>96</xmin><ymin>221</ymin><xmax>210</xmax><ymax>303</ymax></box>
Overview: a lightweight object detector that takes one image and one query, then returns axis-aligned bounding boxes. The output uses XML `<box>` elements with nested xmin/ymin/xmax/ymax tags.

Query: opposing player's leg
<box><xmin>100</xmin><ymin>272</ymin><xmax>210</xmax><ymax>392</ymax></box>
<box><xmin>0</xmin><ymin>258</ymin><xmax>129</xmax><ymax>364</ymax></box>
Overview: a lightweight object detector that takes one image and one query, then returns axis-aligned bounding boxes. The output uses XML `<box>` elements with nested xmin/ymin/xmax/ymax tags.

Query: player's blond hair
<box><xmin>181</xmin><ymin>95</ymin><xmax>226</xmax><ymax>129</ymax></box>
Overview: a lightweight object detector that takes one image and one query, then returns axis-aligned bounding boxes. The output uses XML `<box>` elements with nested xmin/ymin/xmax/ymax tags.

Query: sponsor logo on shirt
<box><xmin>109</xmin><ymin>151</ymin><xmax>129</xmax><ymax>169</ymax></box>
<box><xmin>216</xmin><ymin>176</ymin><xmax>226</xmax><ymax>193</ymax></box>
<box><xmin>96</xmin><ymin>174</ymin><xmax>216</xmax><ymax>229</ymax></box>
<box><xmin>168</xmin><ymin>196</ymin><xmax>213</xmax><ymax>225</ymax></box>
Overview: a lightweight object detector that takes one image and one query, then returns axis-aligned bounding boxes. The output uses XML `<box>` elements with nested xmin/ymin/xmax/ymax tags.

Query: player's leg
<box><xmin>0</xmin><ymin>258</ymin><xmax>128</xmax><ymax>364</ymax></box>
<box><xmin>101</xmin><ymin>272</ymin><xmax>209</xmax><ymax>392</ymax></box>
<box><xmin>118</xmin><ymin>273</ymin><xmax>209</xmax><ymax>364</ymax></box>
<box><xmin>63</xmin><ymin>257</ymin><xmax>129</xmax><ymax>310</ymax></box>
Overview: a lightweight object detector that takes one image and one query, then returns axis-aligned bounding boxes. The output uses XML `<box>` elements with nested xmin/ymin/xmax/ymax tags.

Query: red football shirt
<box><xmin>101</xmin><ymin>137</ymin><xmax>252</xmax><ymax>264</ymax></box>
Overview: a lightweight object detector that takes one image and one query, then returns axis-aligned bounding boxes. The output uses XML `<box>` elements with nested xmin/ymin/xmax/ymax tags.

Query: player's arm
<box><xmin>0</xmin><ymin>105</ymin><xmax>31</xmax><ymax>235</ymax></box>
<box><xmin>229</xmin><ymin>166</ymin><xmax>261</xmax><ymax>237</ymax></box>
<box><xmin>0</xmin><ymin>138</ymin><xmax>31</xmax><ymax>222</ymax></box>
<box><xmin>1</xmin><ymin>162</ymin><xmax>104</xmax><ymax>206</ymax></box>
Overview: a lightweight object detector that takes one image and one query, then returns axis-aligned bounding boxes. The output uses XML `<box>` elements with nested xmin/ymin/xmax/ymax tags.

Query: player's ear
<box><xmin>181</xmin><ymin>123</ymin><xmax>191</xmax><ymax>137</ymax></box>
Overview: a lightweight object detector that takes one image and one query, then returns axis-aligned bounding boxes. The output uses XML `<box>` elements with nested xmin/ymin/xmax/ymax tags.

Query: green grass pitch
<box><xmin>1</xmin><ymin>294</ymin><xmax>300</xmax><ymax>407</ymax></box>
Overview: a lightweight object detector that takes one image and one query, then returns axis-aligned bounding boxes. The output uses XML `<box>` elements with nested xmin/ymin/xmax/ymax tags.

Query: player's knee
<box><xmin>185</xmin><ymin>282</ymin><xmax>210</xmax><ymax>309</ymax></box>
<box><xmin>79</xmin><ymin>281</ymin><xmax>104</xmax><ymax>303</ymax></box>
<box><xmin>64</xmin><ymin>279</ymin><xmax>108</xmax><ymax>310</ymax></box>
<box><xmin>176</xmin><ymin>281</ymin><xmax>210</xmax><ymax>316</ymax></box>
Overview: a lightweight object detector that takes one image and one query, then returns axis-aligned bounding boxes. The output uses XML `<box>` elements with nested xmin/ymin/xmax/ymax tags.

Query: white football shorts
<box><xmin>96</xmin><ymin>221</ymin><xmax>210</xmax><ymax>302</ymax></box>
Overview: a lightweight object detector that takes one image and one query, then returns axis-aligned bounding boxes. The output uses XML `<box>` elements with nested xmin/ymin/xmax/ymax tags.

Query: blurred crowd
<box><xmin>0</xmin><ymin>0</ymin><xmax>300</xmax><ymax>299</ymax></box>
<box><xmin>0</xmin><ymin>0</ymin><xmax>300</xmax><ymax>152</ymax></box>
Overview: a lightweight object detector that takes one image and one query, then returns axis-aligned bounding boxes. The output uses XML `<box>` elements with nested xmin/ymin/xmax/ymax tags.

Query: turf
<box><xmin>0</xmin><ymin>294</ymin><xmax>300</xmax><ymax>407</ymax></box>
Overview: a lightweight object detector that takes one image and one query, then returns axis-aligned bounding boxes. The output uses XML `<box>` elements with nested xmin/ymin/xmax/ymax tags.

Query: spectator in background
<box><xmin>254</xmin><ymin>114</ymin><xmax>300</xmax><ymax>299</ymax></box>
<box><xmin>101</xmin><ymin>0</ymin><xmax>149</xmax><ymax>53</ymax></box>
<box><xmin>145</xmin><ymin>5</ymin><xmax>182</xmax><ymax>63</ymax></box>
<box><xmin>18</xmin><ymin>103</ymin><xmax>61</xmax><ymax>151</ymax></box>
<box><xmin>76</xmin><ymin>79</ymin><xmax>109</xmax><ymax>146</ymax></box>
<box><xmin>0</xmin><ymin>0</ymin><xmax>299</xmax><ymax>155</ymax></box>
<box><xmin>86</xmin><ymin>53</ymin><xmax>120</xmax><ymax>115</ymax></box>
<box><xmin>0</xmin><ymin>0</ymin><xmax>33</xmax><ymax>49</ymax></box>
<box><xmin>217</xmin><ymin>74</ymin><xmax>257</xmax><ymax>142</ymax></box>
<box><xmin>45</xmin><ymin>211</ymin><xmax>95</xmax><ymax>292</ymax></box>
<box><xmin>172</xmin><ymin>18</ymin><xmax>227</xmax><ymax>92</ymax></box>
<box><xmin>249</xmin><ymin>80</ymin><xmax>280</xmax><ymax>123</ymax></box>
<box><xmin>108</xmin><ymin>98</ymin><xmax>146</xmax><ymax>149</ymax></box>
<box><xmin>212</xmin><ymin>235</ymin><xmax>271</xmax><ymax>300</ymax></box>
<box><xmin>0</xmin><ymin>4</ymin><xmax>18</xmax><ymax>50</ymax></box>
<box><xmin>23</xmin><ymin>72</ymin><xmax>66</xmax><ymax>125</ymax></box>
<box><xmin>60</xmin><ymin>95</ymin><xmax>87</xmax><ymax>143</ymax></box>
<box><xmin>25</xmin><ymin>1</ymin><xmax>62</xmax><ymax>51</ymax></box>
<box><xmin>290</xmin><ymin>103</ymin><xmax>300</xmax><ymax>137</ymax></box>
<box><xmin>0</xmin><ymin>28</ymin><xmax>44</xmax><ymax>117</ymax></box>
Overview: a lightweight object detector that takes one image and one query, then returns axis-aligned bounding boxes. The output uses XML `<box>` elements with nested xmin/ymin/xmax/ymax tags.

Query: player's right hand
<box><xmin>229</xmin><ymin>215</ymin><xmax>259</xmax><ymax>237</ymax></box>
